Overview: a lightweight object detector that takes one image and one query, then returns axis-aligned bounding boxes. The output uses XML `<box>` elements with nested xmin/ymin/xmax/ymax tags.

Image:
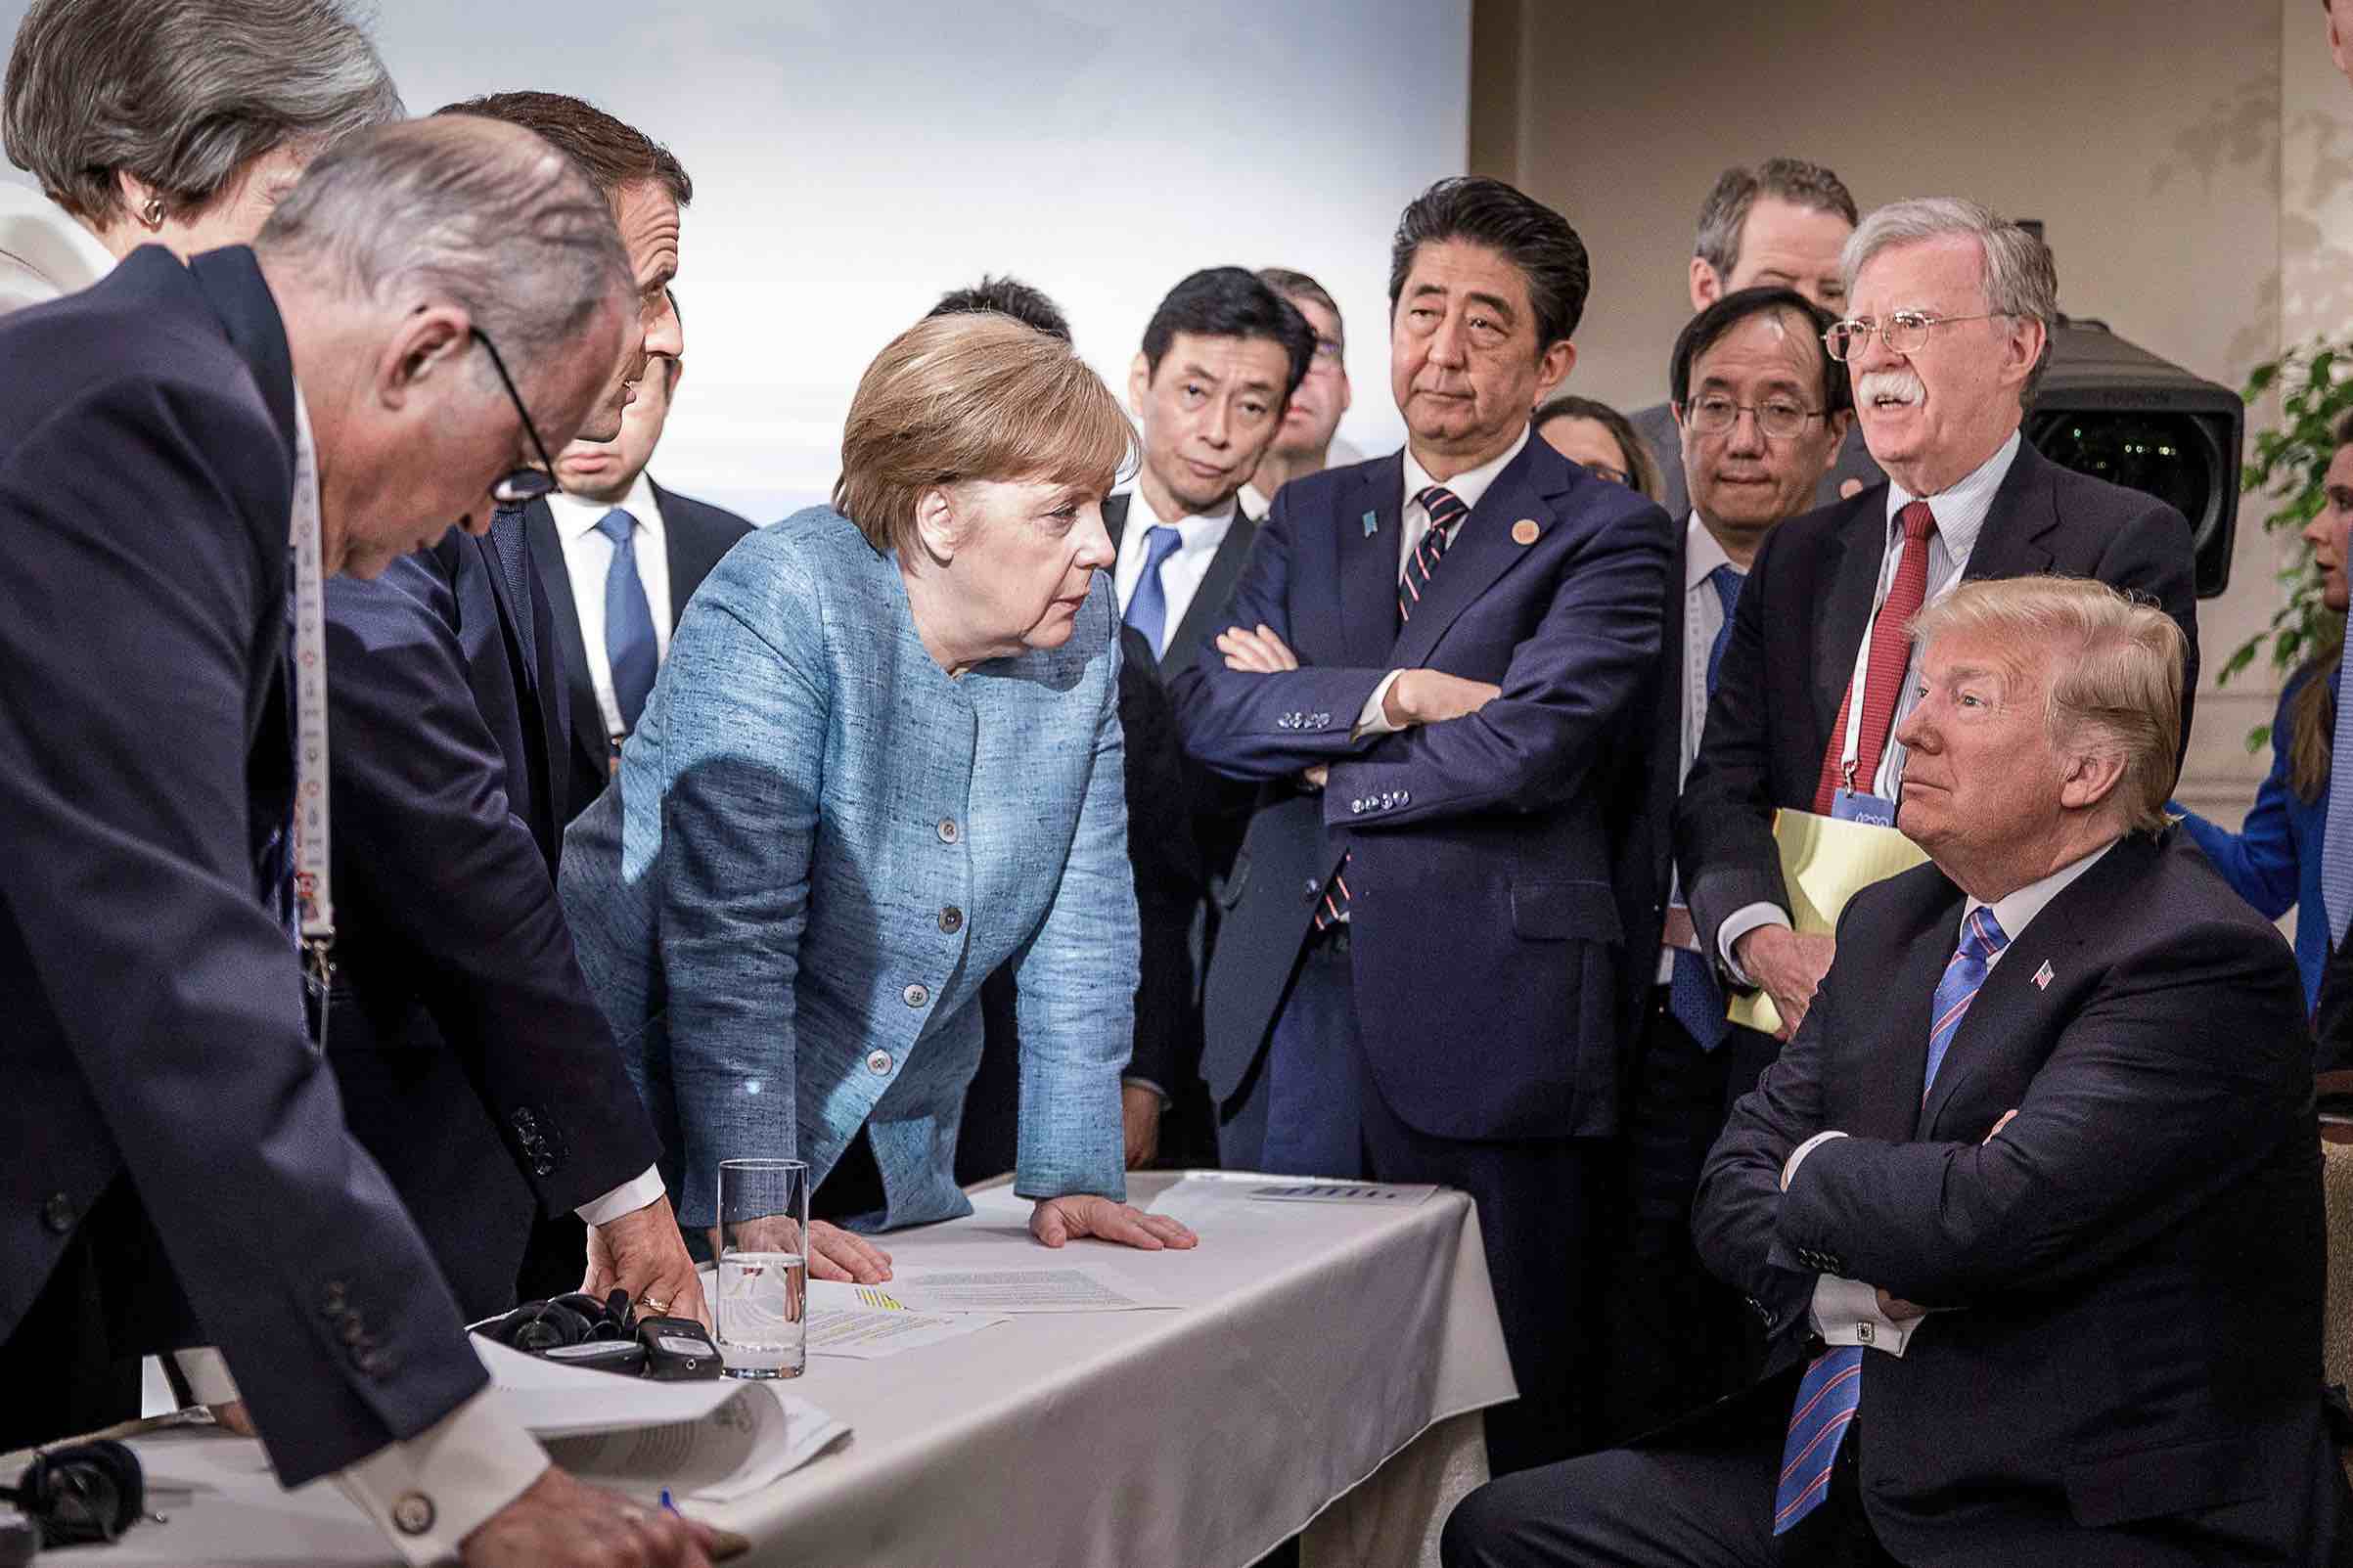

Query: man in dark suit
<box><xmin>315</xmin><ymin>90</ymin><xmax>703</xmax><ymax>1328</ymax></box>
<box><xmin>0</xmin><ymin>119</ymin><xmax>712</xmax><ymax>1566</ymax></box>
<box><xmin>1678</xmin><ymin>197</ymin><xmax>2198</xmax><ymax>1051</ymax></box>
<box><xmin>530</xmin><ymin>350</ymin><xmax>751</xmax><ymax>824</ymax></box>
<box><xmin>1446</xmin><ymin>576</ymin><xmax>2351</xmax><ymax>1568</ymax></box>
<box><xmin>1175</xmin><ymin>177</ymin><xmax>1673</xmax><ymax>1472</ymax></box>
<box><xmin>1628</xmin><ymin>157</ymin><xmax>1879</xmax><ymax>518</ymax></box>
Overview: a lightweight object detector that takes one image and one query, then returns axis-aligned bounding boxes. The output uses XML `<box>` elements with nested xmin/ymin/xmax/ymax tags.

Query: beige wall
<box><xmin>1472</xmin><ymin>0</ymin><xmax>2338</xmax><ymax>818</ymax></box>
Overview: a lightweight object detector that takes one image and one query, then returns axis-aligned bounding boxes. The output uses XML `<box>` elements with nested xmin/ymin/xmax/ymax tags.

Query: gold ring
<box><xmin>635</xmin><ymin>1293</ymin><xmax>671</xmax><ymax>1315</ymax></box>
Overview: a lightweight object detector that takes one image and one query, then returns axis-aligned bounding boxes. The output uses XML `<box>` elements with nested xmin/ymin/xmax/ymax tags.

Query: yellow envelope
<box><xmin>1727</xmin><ymin>808</ymin><xmax>1929</xmax><ymax>1035</ymax></box>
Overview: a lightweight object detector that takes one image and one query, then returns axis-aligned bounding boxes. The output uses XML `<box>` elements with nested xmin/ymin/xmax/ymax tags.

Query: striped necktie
<box><xmin>1775</xmin><ymin>903</ymin><xmax>2008</xmax><ymax>1535</ymax></box>
<box><xmin>2323</xmin><ymin>621</ymin><xmax>2353</xmax><ymax>946</ymax></box>
<box><xmin>1313</xmin><ymin>484</ymin><xmax>1468</xmax><ymax>931</ymax></box>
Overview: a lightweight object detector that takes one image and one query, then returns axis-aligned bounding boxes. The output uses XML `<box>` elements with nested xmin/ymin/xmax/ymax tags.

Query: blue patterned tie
<box><xmin>2324</xmin><ymin>611</ymin><xmax>2353</xmax><ymax>945</ymax></box>
<box><xmin>1776</xmin><ymin>904</ymin><xmax>2007</xmax><ymax>1535</ymax></box>
<box><xmin>597</xmin><ymin>507</ymin><xmax>657</xmax><ymax>733</ymax></box>
<box><xmin>1669</xmin><ymin>564</ymin><xmax>1746</xmax><ymax>1049</ymax></box>
<box><xmin>1121</xmin><ymin>524</ymin><xmax>1185</xmax><ymax>659</ymax></box>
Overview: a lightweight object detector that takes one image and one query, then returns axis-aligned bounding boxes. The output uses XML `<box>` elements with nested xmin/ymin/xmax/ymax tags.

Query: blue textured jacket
<box><xmin>560</xmin><ymin>507</ymin><xmax>1137</xmax><ymax>1230</ymax></box>
<box><xmin>2175</xmin><ymin>665</ymin><xmax>2330</xmax><ymax>1009</ymax></box>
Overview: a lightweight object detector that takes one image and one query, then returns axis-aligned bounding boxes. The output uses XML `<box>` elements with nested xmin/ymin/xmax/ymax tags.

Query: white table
<box><xmin>50</xmin><ymin>1172</ymin><xmax>1516</xmax><ymax>1568</ymax></box>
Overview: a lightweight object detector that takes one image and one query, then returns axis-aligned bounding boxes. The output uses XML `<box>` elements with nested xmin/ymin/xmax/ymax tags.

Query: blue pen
<box><xmin>659</xmin><ymin>1489</ymin><xmax>681</xmax><ymax>1517</ymax></box>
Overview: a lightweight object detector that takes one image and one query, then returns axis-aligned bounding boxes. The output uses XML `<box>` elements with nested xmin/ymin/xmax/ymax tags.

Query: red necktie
<box><xmin>1813</xmin><ymin>500</ymin><xmax>1936</xmax><ymax>813</ymax></box>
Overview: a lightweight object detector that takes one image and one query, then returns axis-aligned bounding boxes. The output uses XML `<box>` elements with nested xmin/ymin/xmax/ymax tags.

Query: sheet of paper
<box><xmin>1148</xmin><ymin>1171</ymin><xmax>1436</xmax><ymax>1229</ymax></box>
<box><xmin>1244</xmin><ymin>1181</ymin><xmax>1436</xmax><ymax>1205</ymax></box>
<box><xmin>804</xmin><ymin>1279</ymin><xmax>1010</xmax><ymax>1359</ymax></box>
<box><xmin>875</xmin><ymin>1261</ymin><xmax>1182</xmax><ymax>1314</ymax></box>
<box><xmin>543</xmin><ymin>1381</ymin><xmax>850</xmax><ymax>1504</ymax></box>
<box><xmin>1727</xmin><ymin>807</ymin><xmax>1930</xmax><ymax>1035</ymax></box>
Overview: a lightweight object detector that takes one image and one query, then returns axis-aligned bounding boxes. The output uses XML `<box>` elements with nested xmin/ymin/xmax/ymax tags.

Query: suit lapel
<box><xmin>1338</xmin><ymin>454</ymin><xmax>1405</xmax><ymax>669</ymax></box>
<box><xmin>1104</xmin><ymin>490</ymin><xmax>1129</xmax><ymax>555</ymax></box>
<box><xmin>1958</xmin><ymin>440</ymin><xmax>2059</xmax><ymax>582</ymax></box>
<box><xmin>524</xmin><ymin>499</ymin><xmax>604</xmax><ymax>789</ymax></box>
<box><xmin>1810</xmin><ymin>495</ymin><xmax>1887</xmax><ymax>752</ymax></box>
<box><xmin>1856</xmin><ymin>881</ymin><xmax>1967</xmax><ymax>1138</ymax></box>
<box><xmin>1163</xmin><ymin>508</ymin><xmax>1256</xmax><ymax>679</ymax></box>
<box><xmin>1386</xmin><ymin>438</ymin><xmax>1557</xmax><ymax>671</ymax></box>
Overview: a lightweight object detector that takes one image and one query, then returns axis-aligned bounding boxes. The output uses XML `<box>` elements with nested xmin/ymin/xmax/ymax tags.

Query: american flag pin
<box><xmin>2032</xmin><ymin>960</ymin><xmax>2055</xmax><ymax>991</ymax></box>
<box><xmin>1362</xmin><ymin>510</ymin><xmax>1380</xmax><ymax>537</ymax></box>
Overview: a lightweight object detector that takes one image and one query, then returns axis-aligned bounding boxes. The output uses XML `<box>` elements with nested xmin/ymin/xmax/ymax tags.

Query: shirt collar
<box><xmin>1967</xmin><ymin>835</ymin><xmax>2117</xmax><ymax>946</ymax></box>
<box><xmin>1127</xmin><ymin>485</ymin><xmax>1237</xmax><ymax>547</ymax></box>
<box><xmin>547</xmin><ymin>470</ymin><xmax>662</xmax><ymax>543</ymax></box>
<box><xmin>1403</xmin><ymin>423</ymin><xmax>1531</xmax><ymax>516</ymax></box>
<box><xmin>1685</xmin><ymin>512</ymin><xmax>1735</xmax><ymax>593</ymax></box>
<box><xmin>1884</xmin><ymin>427</ymin><xmax>2021</xmax><ymax>557</ymax></box>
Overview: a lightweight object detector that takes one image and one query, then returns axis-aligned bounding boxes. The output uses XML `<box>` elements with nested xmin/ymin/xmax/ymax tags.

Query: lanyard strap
<box><xmin>289</xmin><ymin>396</ymin><xmax>334</xmax><ymax>987</ymax></box>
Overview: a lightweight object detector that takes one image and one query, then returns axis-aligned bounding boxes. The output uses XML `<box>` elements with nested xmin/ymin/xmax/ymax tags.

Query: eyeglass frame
<box><xmin>469</xmin><ymin>327</ymin><xmax>562</xmax><ymax>505</ymax></box>
<box><xmin>1822</xmin><ymin>309</ymin><xmax>2011</xmax><ymax>363</ymax></box>
<box><xmin>1678</xmin><ymin>392</ymin><xmax>1830</xmax><ymax>442</ymax></box>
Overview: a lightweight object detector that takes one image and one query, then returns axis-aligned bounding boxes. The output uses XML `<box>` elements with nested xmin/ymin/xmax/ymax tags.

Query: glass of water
<box><xmin>714</xmin><ymin>1158</ymin><xmax>810</xmax><ymax>1379</ymax></box>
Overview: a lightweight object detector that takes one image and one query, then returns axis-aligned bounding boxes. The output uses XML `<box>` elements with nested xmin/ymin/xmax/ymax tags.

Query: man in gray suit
<box><xmin>1630</xmin><ymin>157</ymin><xmax>1878</xmax><ymax>517</ymax></box>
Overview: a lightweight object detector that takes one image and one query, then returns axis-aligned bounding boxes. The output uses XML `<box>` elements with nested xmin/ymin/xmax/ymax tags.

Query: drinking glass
<box><xmin>714</xmin><ymin>1158</ymin><xmax>810</xmax><ymax>1379</ymax></box>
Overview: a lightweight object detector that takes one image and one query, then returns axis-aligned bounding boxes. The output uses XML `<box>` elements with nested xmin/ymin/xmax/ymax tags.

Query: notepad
<box><xmin>1726</xmin><ymin>808</ymin><xmax>1928</xmax><ymax>1036</ymax></box>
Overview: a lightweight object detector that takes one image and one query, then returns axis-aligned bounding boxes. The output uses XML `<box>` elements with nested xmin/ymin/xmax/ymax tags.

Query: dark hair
<box><xmin>928</xmin><ymin>274</ymin><xmax>1071</xmax><ymax>342</ymax></box>
<box><xmin>1531</xmin><ymin>395</ymin><xmax>1661</xmax><ymax>502</ymax></box>
<box><xmin>1668</xmin><ymin>285</ymin><xmax>1849</xmax><ymax>416</ymax></box>
<box><xmin>1693</xmin><ymin>157</ymin><xmax>1856</xmax><ymax>280</ymax></box>
<box><xmin>2284</xmin><ymin>406</ymin><xmax>2353</xmax><ymax>800</ymax></box>
<box><xmin>436</xmin><ymin>91</ymin><xmax>691</xmax><ymax>208</ymax></box>
<box><xmin>1256</xmin><ymin>266</ymin><xmax>1342</xmax><ymax>343</ymax></box>
<box><xmin>1388</xmin><ymin>175</ymin><xmax>1589</xmax><ymax>352</ymax></box>
<box><xmin>1140</xmin><ymin>266</ymin><xmax>1315</xmax><ymax>396</ymax></box>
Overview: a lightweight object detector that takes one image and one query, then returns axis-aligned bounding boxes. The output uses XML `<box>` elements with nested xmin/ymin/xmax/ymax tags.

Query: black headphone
<box><xmin>1</xmin><ymin>1439</ymin><xmax>145</xmax><ymax>1547</ymax></box>
<box><xmin>479</xmin><ymin>1288</ymin><xmax>634</xmax><ymax>1353</ymax></box>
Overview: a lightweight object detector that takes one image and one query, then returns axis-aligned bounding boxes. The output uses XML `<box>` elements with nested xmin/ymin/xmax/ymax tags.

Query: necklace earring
<box><xmin>138</xmin><ymin>195</ymin><xmax>164</xmax><ymax>231</ymax></box>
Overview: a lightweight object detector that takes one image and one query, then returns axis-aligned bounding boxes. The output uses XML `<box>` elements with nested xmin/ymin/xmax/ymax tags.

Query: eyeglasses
<box><xmin>1823</xmin><ymin>309</ymin><xmax>2008</xmax><ymax>362</ymax></box>
<box><xmin>1577</xmin><ymin>459</ymin><xmax>1630</xmax><ymax>486</ymax></box>
<box><xmin>1682</xmin><ymin>393</ymin><xmax>1827</xmax><ymax>440</ymax></box>
<box><xmin>469</xmin><ymin>327</ymin><xmax>560</xmax><ymax>505</ymax></box>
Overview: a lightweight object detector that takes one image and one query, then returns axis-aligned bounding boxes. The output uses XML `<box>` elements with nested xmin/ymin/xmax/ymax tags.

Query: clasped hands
<box><xmin>1214</xmin><ymin>623</ymin><xmax>1501</xmax><ymax>791</ymax></box>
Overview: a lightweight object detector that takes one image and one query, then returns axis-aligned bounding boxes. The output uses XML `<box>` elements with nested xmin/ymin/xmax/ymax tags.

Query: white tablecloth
<box><xmin>51</xmin><ymin>1171</ymin><xmax>1516</xmax><ymax>1568</ymax></box>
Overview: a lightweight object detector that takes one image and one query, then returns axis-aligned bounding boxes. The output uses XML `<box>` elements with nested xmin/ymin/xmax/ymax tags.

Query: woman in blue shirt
<box><xmin>563</xmin><ymin>312</ymin><xmax>1199</xmax><ymax>1279</ymax></box>
<box><xmin>2175</xmin><ymin>421</ymin><xmax>2353</xmax><ymax>1009</ymax></box>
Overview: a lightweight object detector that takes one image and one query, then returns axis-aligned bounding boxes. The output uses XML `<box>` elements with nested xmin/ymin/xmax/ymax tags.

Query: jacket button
<box><xmin>533</xmin><ymin>1157</ymin><xmax>557</xmax><ymax>1178</ymax></box>
<box><xmin>902</xmin><ymin>983</ymin><xmax>929</xmax><ymax>1008</ymax></box>
<box><xmin>938</xmin><ymin>906</ymin><xmax>963</xmax><ymax>934</ymax></box>
<box><xmin>1399</xmin><ymin>790</ymin><xmax>1412</xmax><ymax>806</ymax></box>
<box><xmin>866</xmin><ymin>1050</ymin><xmax>893</xmax><ymax>1076</ymax></box>
<box><xmin>1303</xmin><ymin>879</ymin><xmax>1321</xmax><ymax>904</ymax></box>
<box><xmin>1350</xmin><ymin>799</ymin><xmax>1365</xmax><ymax>814</ymax></box>
<box><xmin>391</xmin><ymin>1493</ymin><xmax>436</xmax><ymax>1536</ymax></box>
<box><xmin>936</xmin><ymin>818</ymin><xmax>960</xmax><ymax>844</ymax></box>
<box><xmin>39</xmin><ymin>1192</ymin><xmax>74</xmax><ymax>1234</ymax></box>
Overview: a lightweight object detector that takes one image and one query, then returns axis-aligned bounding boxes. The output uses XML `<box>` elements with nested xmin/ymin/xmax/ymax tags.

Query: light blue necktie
<box><xmin>1122</xmin><ymin>524</ymin><xmax>1185</xmax><ymax>659</ymax></box>
<box><xmin>2323</xmin><ymin>608</ymin><xmax>2353</xmax><ymax>946</ymax></box>
<box><xmin>596</xmin><ymin>507</ymin><xmax>657</xmax><ymax>734</ymax></box>
<box><xmin>1775</xmin><ymin>904</ymin><xmax>2007</xmax><ymax>1536</ymax></box>
<box><xmin>1669</xmin><ymin>563</ymin><xmax>1746</xmax><ymax>1049</ymax></box>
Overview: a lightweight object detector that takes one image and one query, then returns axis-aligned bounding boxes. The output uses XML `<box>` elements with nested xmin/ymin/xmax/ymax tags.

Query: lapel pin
<box><xmin>2032</xmin><ymin>960</ymin><xmax>2055</xmax><ymax>991</ymax></box>
<box><xmin>1512</xmin><ymin>518</ymin><xmax>1540</xmax><ymax>546</ymax></box>
<box><xmin>1362</xmin><ymin>510</ymin><xmax>1380</xmax><ymax>537</ymax></box>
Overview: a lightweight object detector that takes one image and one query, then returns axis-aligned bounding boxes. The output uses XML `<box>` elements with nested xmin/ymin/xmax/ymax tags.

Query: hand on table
<box><xmin>1733</xmin><ymin>925</ymin><xmax>1836</xmax><ymax>1041</ymax></box>
<box><xmin>1122</xmin><ymin>1084</ymin><xmax>1163</xmax><ymax>1169</ymax></box>
<box><xmin>586</xmin><ymin>1194</ymin><xmax>710</xmax><ymax>1330</ymax></box>
<box><xmin>1380</xmin><ymin>668</ymin><xmax>1501</xmax><ymax>728</ymax></box>
<box><xmin>1216</xmin><ymin>623</ymin><xmax>1299</xmax><ymax>673</ymax></box>
<box><xmin>462</xmin><ymin>1466</ymin><xmax>715</xmax><ymax>1568</ymax></box>
<box><xmin>1030</xmin><ymin>1194</ymin><xmax>1198</xmax><ymax>1252</ymax></box>
<box><xmin>708</xmin><ymin>1215</ymin><xmax>893</xmax><ymax>1284</ymax></box>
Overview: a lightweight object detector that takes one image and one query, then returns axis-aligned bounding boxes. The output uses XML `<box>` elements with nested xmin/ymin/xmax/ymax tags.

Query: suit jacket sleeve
<box><xmin>1012</xmin><ymin>593</ymin><xmax>1138</xmax><ymax>1200</ymax></box>
<box><xmin>1677</xmin><ymin>517</ymin><xmax>1796</xmax><ymax>971</ymax></box>
<box><xmin>1114</xmin><ymin>625</ymin><xmax>1200</xmax><ymax>1095</ymax></box>
<box><xmin>645</xmin><ymin>572</ymin><xmax>828</xmax><ymax>1228</ymax></box>
<box><xmin>1169</xmin><ymin>489</ymin><xmax>1391</xmax><ymax>781</ymax></box>
<box><xmin>1321</xmin><ymin>501</ymin><xmax>1670</xmax><ymax>829</ymax></box>
<box><xmin>1779</xmin><ymin>910</ymin><xmax>2309</xmax><ymax>1307</ymax></box>
<box><xmin>324</xmin><ymin>557</ymin><xmax>660</xmax><ymax>1215</ymax></box>
<box><xmin>0</xmin><ymin>377</ymin><xmax>483</xmax><ymax>1483</ymax></box>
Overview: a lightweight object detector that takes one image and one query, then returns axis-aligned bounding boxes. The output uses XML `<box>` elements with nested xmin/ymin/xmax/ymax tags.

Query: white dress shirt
<box><xmin>1356</xmin><ymin>425</ymin><xmax>1533</xmax><ymax>735</ymax></box>
<box><xmin>1717</xmin><ymin>429</ymin><xmax>2025</xmax><ymax>974</ymax></box>
<box><xmin>548</xmin><ymin>475</ymin><xmax>673</xmax><ymax>745</ymax></box>
<box><xmin>1109</xmin><ymin>487</ymin><xmax>1239</xmax><ymax>660</ymax></box>
<box><xmin>1785</xmin><ymin>837</ymin><xmax>2117</xmax><ymax>1357</ymax></box>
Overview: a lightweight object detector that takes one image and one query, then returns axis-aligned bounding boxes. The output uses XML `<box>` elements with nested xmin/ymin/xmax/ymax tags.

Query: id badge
<box><xmin>1830</xmin><ymin>786</ymin><xmax>1898</xmax><ymax>828</ymax></box>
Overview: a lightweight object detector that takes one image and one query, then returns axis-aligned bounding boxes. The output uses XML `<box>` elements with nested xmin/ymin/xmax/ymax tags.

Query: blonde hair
<box><xmin>833</xmin><ymin>312</ymin><xmax>1133</xmax><ymax>558</ymax></box>
<box><xmin>1908</xmin><ymin>576</ymin><xmax>2184</xmax><ymax>834</ymax></box>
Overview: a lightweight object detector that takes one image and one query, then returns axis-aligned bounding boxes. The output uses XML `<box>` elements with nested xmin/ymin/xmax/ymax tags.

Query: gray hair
<box><xmin>3</xmin><ymin>0</ymin><xmax>402</xmax><ymax>225</ymax></box>
<box><xmin>1694</xmin><ymin>157</ymin><xmax>1858</xmax><ymax>281</ymax></box>
<box><xmin>254</xmin><ymin>118</ymin><xmax>633</xmax><ymax>388</ymax></box>
<box><xmin>1908</xmin><ymin>576</ymin><xmax>2184</xmax><ymax>835</ymax></box>
<box><xmin>1842</xmin><ymin>197</ymin><xmax>2058</xmax><ymax>403</ymax></box>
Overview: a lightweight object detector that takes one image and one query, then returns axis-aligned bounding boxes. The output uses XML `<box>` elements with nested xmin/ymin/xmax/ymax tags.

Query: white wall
<box><xmin>0</xmin><ymin>0</ymin><xmax>1469</xmax><ymax>522</ymax></box>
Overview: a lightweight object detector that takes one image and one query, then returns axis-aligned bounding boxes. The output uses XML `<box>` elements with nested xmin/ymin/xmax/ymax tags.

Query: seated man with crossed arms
<box><xmin>1446</xmin><ymin>575</ymin><xmax>2351</xmax><ymax>1568</ymax></box>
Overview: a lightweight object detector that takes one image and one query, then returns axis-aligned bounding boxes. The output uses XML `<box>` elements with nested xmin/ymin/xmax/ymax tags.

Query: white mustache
<box><xmin>1858</xmin><ymin>369</ymin><xmax>1925</xmax><ymax>406</ymax></box>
